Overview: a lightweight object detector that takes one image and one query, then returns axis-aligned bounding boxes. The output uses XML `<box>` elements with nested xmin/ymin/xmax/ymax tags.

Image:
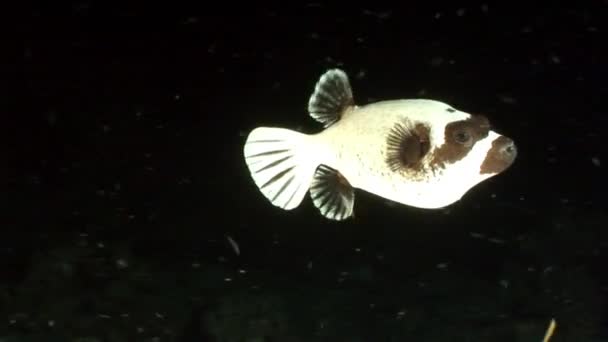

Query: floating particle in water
<box><xmin>498</xmin><ymin>94</ymin><xmax>517</xmax><ymax>104</ymax></box>
<box><xmin>26</xmin><ymin>174</ymin><xmax>41</xmax><ymax>185</ymax></box>
<box><xmin>591</xmin><ymin>157</ymin><xmax>601</xmax><ymax>167</ymax></box>
<box><xmin>24</xmin><ymin>47</ymin><xmax>33</xmax><ymax>59</ymax></box>
<box><xmin>549</xmin><ymin>54</ymin><xmax>561</xmax><ymax>64</ymax></box>
<box><xmin>324</xmin><ymin>56</ymin><xmax>344</xmax><ymax>66</ymax></box>
<box><xmin>487</xmin><ymin>237</ymin><xmax>505</xmax><ymax>244</ymax></box>
<box><xmin>430</xmin><ymin>56</ymin><xmax>443</xmax><ymax>67</ymax></box>
<box><xmin>46</xmin><ymin>111</ymin><xmax>57</xmax><ymax>126</ymax></box>
<box><xmin>355</xmin><ymin>69</ymin><xmax>367</xmax><ymax>79</ymax></box>
<box><xmin>456</xmin><ymin>8</ymin><xmax>466</xmax><ymax>16</ymax></box>
<box><xmin>470</xmin><ymin>232</ymin><xmax>485</xmax><ymax>239</ymax></box>
<box><xmin>177</xmin><ymin>177</ymin><xmax>192</xmax><ymax>185</ymax></box>
<box><xmin>226</xmin><ymin>235</ymin><xmax>240</xmax><ymax>256</ymax></box>
<box><xmin>116</xmin><ymin>258</ymin><xmax>128</xmax><ymax>269</ymax></box>
<box><xmin>481</xmin><ymin>4</ymin><xmax>489</xmax><ymax>13</ymax></box>
<box><xmin>362</xmin><ymin>9</ymin><xmax>392</xmax><ymax>20</ymax></box>
<box><xmin>183</xmin><ymin>17</ymin><xmax>199</xmax><ymax>25</ymax></box>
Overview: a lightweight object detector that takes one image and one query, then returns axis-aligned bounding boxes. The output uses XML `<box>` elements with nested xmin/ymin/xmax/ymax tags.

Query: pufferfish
<box><xmin>243</xmin><ymin>69</ymin><xmax>517</xmax><ymax>220</ymax></box>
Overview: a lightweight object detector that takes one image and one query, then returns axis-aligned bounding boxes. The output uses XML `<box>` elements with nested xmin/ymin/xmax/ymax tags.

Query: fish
<box><xmin>242</xmin><ymin>69</ymin><xmax>517</xmax><ymax>220</ymax></box>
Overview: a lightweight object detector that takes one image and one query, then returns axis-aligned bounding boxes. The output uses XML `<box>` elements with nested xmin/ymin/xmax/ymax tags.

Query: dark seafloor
<box><xmin>7</xmin><ymin>2</ymin><xmax>608</xmax><ymax>341</ymax></box>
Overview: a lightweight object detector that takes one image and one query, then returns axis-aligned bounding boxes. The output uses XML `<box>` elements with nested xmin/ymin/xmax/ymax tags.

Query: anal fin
<box><xmin>309</xmin><ymin>165</ymin><xmax>355</xmax><ymax>221</ymax></box>
<box><xmin>308</xmin><ymin>69</ymin><xmax>355</xmax><ymax>127</ymax></box>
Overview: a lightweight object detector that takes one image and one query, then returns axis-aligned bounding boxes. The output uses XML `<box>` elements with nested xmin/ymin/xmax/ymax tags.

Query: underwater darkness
<box><xmin>7</xmin><ymin>2</ymin><xmax>608</xmax><ymax>341</ymax></box>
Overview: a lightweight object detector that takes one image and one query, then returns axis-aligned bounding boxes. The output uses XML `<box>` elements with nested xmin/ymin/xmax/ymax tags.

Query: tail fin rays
<box><xmin>243</xmin><ymin>127</ymin><xmax>318</xmax><ymax>210</ymax></box>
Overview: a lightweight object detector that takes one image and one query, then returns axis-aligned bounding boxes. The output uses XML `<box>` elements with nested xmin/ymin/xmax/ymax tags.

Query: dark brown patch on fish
<box><xmin>430</xmin><ymin>115</ymin><xmax>491</xmax><ymax>168</ymax></box>
<box><xmin>480</xmin><ymin>135</ymin><xmax>517</xmax><ymax>174</ymax></box>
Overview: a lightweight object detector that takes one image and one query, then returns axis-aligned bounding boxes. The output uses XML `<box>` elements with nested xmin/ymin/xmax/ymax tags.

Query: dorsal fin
<box><xmin>307</xmin><ymin>69</ymin><xmax>355</xmax><ymax>127</ymax></box>
<box><xmin>309</xmin><ymin>164</ymin><xmax>355</xmax><ymax>221</ymax></box>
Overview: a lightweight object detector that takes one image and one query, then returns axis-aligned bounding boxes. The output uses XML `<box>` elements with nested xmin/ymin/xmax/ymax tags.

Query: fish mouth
<box><xmin>479</xmin><ymin>135</ymin><xmax>517</xmax><ymax>175</ymax></box>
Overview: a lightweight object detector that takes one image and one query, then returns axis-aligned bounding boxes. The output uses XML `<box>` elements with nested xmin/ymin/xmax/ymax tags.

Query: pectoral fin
<box><xmin>309</xmin><ymin>165</ymin><xmax>355</xmax><ymax>221</ymax></box>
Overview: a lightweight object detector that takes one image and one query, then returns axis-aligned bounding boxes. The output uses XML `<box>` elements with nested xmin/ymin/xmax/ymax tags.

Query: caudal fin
<box><xmin>243</xmin><ymin>127</ymin><xmax>318</xmax><ymax>210</ymax></box>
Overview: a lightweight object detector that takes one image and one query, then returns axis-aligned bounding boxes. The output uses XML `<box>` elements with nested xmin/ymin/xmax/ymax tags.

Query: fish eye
<box><xmin>454</xmin><ymin>130</ymin><xmax>471</xmax><ymax>144</ymax></box>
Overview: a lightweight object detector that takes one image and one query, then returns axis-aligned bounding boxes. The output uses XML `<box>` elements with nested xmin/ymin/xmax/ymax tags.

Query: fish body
<box><xmin>243</xmin><ymin>69</ymin><xmax>517</xmax><ymax>220</ymax></box>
